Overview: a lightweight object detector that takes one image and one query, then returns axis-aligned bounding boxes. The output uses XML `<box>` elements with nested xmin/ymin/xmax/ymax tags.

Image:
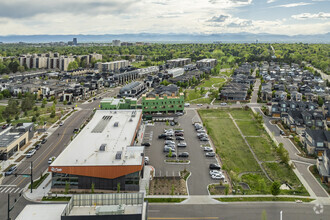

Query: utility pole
<box><xmin>14</xmin><ymin>161</ymin><xmax>33</xmax><ymax>193</ymax></box>
<box><xmin>7</xmin><ymin>194</ymin><xmax>10</xmax><ymax>220</ymax></box>
<box><xmin>30</xmin><ymin>161</ymin><xmax>33</xmax><ymax>193</ymax></box>
<box><xmin>7</xmin><ymin>192</ymin><xmax>23</xmax><ymax>220</ymax></box>
<box><xmin>280</xmin><ymin>210</ymin><xmax>283</xmax><ymax>220</ymax></box>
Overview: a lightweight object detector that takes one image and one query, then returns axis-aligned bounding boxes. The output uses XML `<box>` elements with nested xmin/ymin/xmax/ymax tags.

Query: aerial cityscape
<box><xmin>0</xmin><ymin>0</ymin><xmax>329</xmax><ymax>220</ymax></box>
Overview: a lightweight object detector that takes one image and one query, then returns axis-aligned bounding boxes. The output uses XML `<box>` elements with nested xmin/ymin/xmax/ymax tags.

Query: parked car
<box><xmin>176</xmin><ymin>136</ymin><xmax>185</xmax><ymax>141</ymax></box>
<box><xmin>200</xmin><ymin>137</ymin><xmax>209</xmax><ymax>142</ymax></box>
<box><xmin>197</xmin><ymin>104</ymin><xmax>203</xmax><ymax>107</ymax></box>
<box><xmin>164</xmin><ymin>146</ymin><xmax>175</xmax><ymax>152</ymax></box>
<box><xmin>26</xmin><ymin>149</ymin><xmax>37</xmax><ymax>158</ymax></box>
<box><xmin>203</xmin><ymin>147</ymin><xmax>213</xmax><ymax>152</ymax></box>
<box><xmin>220</xmin><ymin>102</ymin><xmax>227</xmax><ymax>106</ymax></box>
<box><xmin>178</xmin><ymin>152</ymin><xmax>189</xmax><ymax>157</ymax></box>
<box><xmin>175</xmin><ymin>132</ymin><xmax>184</xmax><ymax>136</ymax></box>
<box><xmin>205</xmin><ymin>152</ymin><xmax>215</xmax><ymax>157</ymax></box>
<box><xmin>176</xmin><ymin>112</ymin><xmax>184</xmax><ymax>116</ymax></box>
<box><xmin>5</xmin><ymin>166</ymin><xmax>17</xmax><ymax>176</ymax></box>
<box><xmin>210</xmin><ymin>170</ymin><xmax>222</xmax><ymax>176</ymax></box>
<box><xmin>34</xmin><ymin>144</ymin><xmax>41</xmax><ymax>150</ymax></box>
<box><xmin>2</xmin><ymin>124</ymin><xmax>9</xmax><ymax>129</ymax></box>
<box><xmin>170</xmin><ymin>121</ymin><xmax>176</xmax><ymax>126</ymax></box>
<box><xmin>158</xmin><ymin>134</ymin><xmax>167</xmax><ymax>139</ymax></box>
<box><xmin>209</xmin><ymin>163</ymin><xmax>221</xmax><ymax>170</ymax></box>
<box><xmin>184</xmin><ymin>103</ymin><xmax>190</xmax><ymax>107</ymax></box>
<box><xmin>166</xmin><ymin>153</ymin><xmax>177</xmax><ymax>158</ymax></box>
<box><xmin>280</xmin><ymin>130</ymin><xmax>285</xmax><ymax>135</ymax></box>
<box><xmin>165</xmin><ymin>136</ymin><xmax>174</xmax><ymax>140</ymax></box>
<box><xmin>177</xmin><ymin>142</ymin><xmax>187</xmax><ymax>147</ymax></box>
<box><xmin>144</xmin><ymin>156</ymin><xmax>149</xmax><ymax>165</ymax></box>
<box><xmin>165</xmin><ymin>132</ymin><xmax>174</xmax><ymax>136</ymax></box>
<box><xmin>197</xmin><ymin>129</ymin><xmax>206</xmax><ymax>133</ymax></box>
<box><xmin>175</xmin><ymin>129</ymin><xmax>184</xmax><ymax>133</ymax></box>
<box><xmin>48</xmin><ymin>156</ymin><xmax>56</xmax><ymax>164</ymax></box>
<box><xmin>164</xmin><ymin>129</ymin><xmax>174</xmax><ymax>133</ymax></box>
<box><xmin>165</xmin><ymin>140</ymin><xmax>175</xmax><ymax>145</ymax></box>
<box><xmin>211</xmin><ymin>173</ymin><xmax>225</xmax><ymax>180</ymax></box>
<box><xmin>59</xmin><ymin>121</ymin><xmax>64</xmax><ymax>126</ymax></box>
<box><xmin>142</xmin><ymin>142</ymin><xmax>151</xmax><ymax>147</ymax></box>
<box><xmin>73</xmin><ymin>128</ymin><xmax>79</xmax><ymax>133</ymax></box>
<box><xmin>41</xmin><ymin>139</ymin><xmax>47</xmax><ymax>144</ymax></box>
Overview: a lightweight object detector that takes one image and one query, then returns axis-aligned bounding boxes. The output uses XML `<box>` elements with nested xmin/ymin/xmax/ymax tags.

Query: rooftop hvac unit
<box><xmin>115</xmin><ymin>151</ymin><xmax>122</xmax><ymax>159</ymax></box>
<box><xmin>114</xmin><ymin>122</ymin><xmax>119</xmax><ymax>127</ymax></box>
<box><xmin>99</xmin><ymin>144</ymin><xmax>107</xmax><ymax>151</ymax></box>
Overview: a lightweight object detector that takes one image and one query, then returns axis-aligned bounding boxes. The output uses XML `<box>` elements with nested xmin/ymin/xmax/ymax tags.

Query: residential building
<box><xmin>100</xmin><ymin>97</ymin><xmax>138</xmax><ymax>110</ymax></box>
<box><xmin>166</xmin><ymin>58</ymin><xmax>191</xmax><ymax>68</ymax></box>
<box><xmin>118</xmin><ymin>82</ymin><xmax>147</xmax><ymax>98</ymax></box>
<box><xmin>219</xmin><ymin>83</ymin><xmax>249</xmax><ymax>101</ymax></box>
<box><xmin>196</xmin><ymin>59</ymin><xmax>217</xmax><ymax>69</ymax></box>
<box><xmin>49</xmin><ymin>110</ymin><xmax>144</xmax><ymax>191</ymax></box>
<box><xmin>142</xmin><ymin>93</ymin><xmax>184</xmax><ymax>114</ymax></box>
<box><xmin>317</xmin><ymin>149</ymin><xmax>330</xmax><ymax>185</ymax></box>
<box><xmin>95</xmin><ymin>60</ymin><xmax>129</xmax><ymax>73</ymax></box>
<box><xmin>0</xmin><ymin>123</ymin><xmax>34</xmax><ymax>160</ymax></box>
<box><xmin>112</xmin><ymin>40</ymin><xmax>121</xmax><ymax>46</ymax></box>
<box><xmin>167</xmin><ymin>68</ymin><xmax>184</xmax><ymax>78</ymax></box>
<box><xmin>304</xmin><ymin>128</ymin><xmax>330</xmax><ymax>155</ymax></box>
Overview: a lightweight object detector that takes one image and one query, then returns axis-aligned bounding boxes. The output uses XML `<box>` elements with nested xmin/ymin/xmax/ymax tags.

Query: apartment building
<box><xmin>95</xmin><ymin>60</ymin><xmax>129</xmax><ymax>73</ymax></box>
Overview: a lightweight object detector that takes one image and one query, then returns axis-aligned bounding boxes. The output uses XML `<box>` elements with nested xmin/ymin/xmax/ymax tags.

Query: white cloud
<box><xmin>273</xmin><ymin>2</ymin><xmax>312</xmax><ymax>8</ymax></box>
<box><xmin>267</xmin><ymin>0</ymin><xmax>277</xmax><ymax>3</ymax></box>
<box><xmin>292</xmin><ymin>12</ymin><xmax>330</xmax><ymax>19</ymax></box>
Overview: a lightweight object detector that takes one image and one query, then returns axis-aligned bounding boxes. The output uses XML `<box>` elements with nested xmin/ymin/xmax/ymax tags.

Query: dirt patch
<box><xmin>149</xmin><ymin>176</ymin><xmax>188</xmax><ymax>195</ymax></box>
<box><xmin>209</xmin><ymin>184</ymin><xmax>229</xmax><ymax>195</ymax></box>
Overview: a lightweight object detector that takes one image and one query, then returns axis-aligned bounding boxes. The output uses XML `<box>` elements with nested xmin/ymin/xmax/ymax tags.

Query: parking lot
<box><xmin>143</xmin><ymin>109</ymin><xmax>222</xmax><ymax>195</ymax></box>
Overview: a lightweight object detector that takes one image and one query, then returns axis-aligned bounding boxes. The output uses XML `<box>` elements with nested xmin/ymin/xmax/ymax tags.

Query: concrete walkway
<box><xmin>24</xmin><ymin>171</ymin><xmax>52</xmax><ymax>202</ymax></box>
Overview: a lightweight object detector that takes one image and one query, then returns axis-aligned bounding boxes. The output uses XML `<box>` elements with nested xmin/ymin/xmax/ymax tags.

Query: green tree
<box><xmin>271</xmin><ymin>181</ymin><xmax>281</xmax><ymax>196</ymax></box>
<box><xmin>1</xmin><ymin>89</ymin><xmax>11</xmax><ymax>98</ymax></box>
<box><xmin>65</xmin><ymin>181</ymin><xmax>70</xmax><ymax>194</ymax></box>
<box><xmin>21</xmin><ymin>92</ymin><xmax>35</xmax><ymax>112</ymax></box>
<box><xmin>318</xmin><ymin>96</ymin><xmax>324</xmax><ymax>106</ymax></box>
<box><xmin>91</xmin><ymin>182</ymin><xmax>95</xmax><ymax>193</ymax></box>
<box><xmin>225</xmin><ymin>184</ymin><xmax>229</xmax><ymax>195</ymax></box>
<box><xmin>168</xmin><ymin>148</ymin><xmax>172</xmax><ymax>158</ymax></box>
<box><xmin>160</xmin><ymin>80</ymin><xmax>170</xmax><ymax>86</ymax></box>
<box><xmin>67</xmin><ymin>61</ymin><xmax>79</xmax><ymax>71</ymax></box>
<box><xmin>117</xmin><ymin>183</ymin><xmax>121</xmax><ymax>193</ymax></box>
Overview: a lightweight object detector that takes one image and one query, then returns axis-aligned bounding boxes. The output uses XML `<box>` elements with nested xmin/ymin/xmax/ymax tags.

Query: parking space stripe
<box><xmin>4</xmin><ymin>187</ymin><xmax>11</xmax><ymax>193</ymax></box>
<box><xmin>13</xmin><ymin>188</ymin><xmax>21</xmax><ymax>193</ymax></box>
<box><xmin>19</xmin><ymin>189</ymin><xmax>24</xmax><ymax>193</ymax></box>
<box><xmin>8</xmin><ymin>188</ymin><xmax>15</xmax><ymax>193</ymax></box>
<box><xmin>1</xmin><ymin>187</ymin><xmax>8</xmax><ymax>193</ymax></box>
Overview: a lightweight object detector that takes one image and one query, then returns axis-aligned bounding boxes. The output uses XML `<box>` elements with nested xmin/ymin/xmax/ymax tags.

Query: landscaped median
<box><xmin>144</xmin><ymin>198</ymin><xmax>186</xmax><ymax>203</ymax></box>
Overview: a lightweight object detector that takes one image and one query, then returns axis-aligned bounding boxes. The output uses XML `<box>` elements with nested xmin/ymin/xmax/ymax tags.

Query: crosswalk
<box><xmin>0</xmin><ymin>185</ymin><xmax>23</xmax><ymax>194</ymax></box>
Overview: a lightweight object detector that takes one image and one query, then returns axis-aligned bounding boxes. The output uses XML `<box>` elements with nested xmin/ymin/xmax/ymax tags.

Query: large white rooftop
<box><xmin>16</xmin><ymin>204</ymin><xmax>66</xmax><ymax>220</ymax></box>
<box><xmin>51</xmin><ymin>109</ymin><xmax>143</xmax><ymax>167</ymax></box>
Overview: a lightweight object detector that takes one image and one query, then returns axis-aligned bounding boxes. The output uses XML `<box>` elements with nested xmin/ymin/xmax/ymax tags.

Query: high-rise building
<box><xmin>73</xmin><ymin>38</ymin><xmax>77</xmax><ymax>45</ymax></box>
<box><xmin>112</xmin><ymin>40</ymin><xmax>121</xmax><ymax>46</ymax></box>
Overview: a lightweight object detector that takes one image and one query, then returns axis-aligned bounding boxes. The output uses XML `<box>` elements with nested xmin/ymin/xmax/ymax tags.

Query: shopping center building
<box><xmin>49</xmin><ymin>109</ymin><xmax>144</xmax><ymax>191</ymax></box>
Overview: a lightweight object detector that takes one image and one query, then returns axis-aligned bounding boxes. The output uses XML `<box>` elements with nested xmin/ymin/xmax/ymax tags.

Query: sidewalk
<box><xmin>24</xmin><ymin>171</ymin><xmax>52</xmax><ymax>202</ymax></box>
<box><xmin>139</xmin><ymin>165</ymin><xmax>153</xmax><ymax>195</ymax></box>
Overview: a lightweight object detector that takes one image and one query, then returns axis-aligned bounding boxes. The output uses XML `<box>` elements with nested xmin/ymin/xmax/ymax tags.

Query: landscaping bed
<box><xmin>29</xmin><ymin>173</ymin><xmax>50</xmax><ymax>189</ymax></box>
<box><xmin>149</xmin><ymin>176</ymin><xmax>188</xmax><ymax>195</ymax></box>
<box><xmin>42</xmin><ymin>196</ymin><xmax>71</xmax><ymax>202</ymax></box>
<box><xmin>15</xmin><ymin>155</ymin><xmax>25</xmax><ymax>163</ymax></box>
<box><xmin>144</xmin><ymin>198</ymin><xmax>186</xmax><ymax>203</ymax></box>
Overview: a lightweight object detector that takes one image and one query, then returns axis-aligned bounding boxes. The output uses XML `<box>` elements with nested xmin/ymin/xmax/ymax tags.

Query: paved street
<box><xmin>148</xmin><ymin>203</ymin><xmax>330</xmax><ymax>220</ymax></box>
<box><xmin>0</xmin><ymin>88</ymin><xmax>119</xmax><ymax>220</ymax></box>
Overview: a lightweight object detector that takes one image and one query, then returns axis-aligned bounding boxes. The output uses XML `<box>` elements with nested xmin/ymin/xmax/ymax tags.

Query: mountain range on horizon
<box><xmin>0</xmin><ymin>32</ymin><xmax>329</xmax><ymax>44</ymax></box>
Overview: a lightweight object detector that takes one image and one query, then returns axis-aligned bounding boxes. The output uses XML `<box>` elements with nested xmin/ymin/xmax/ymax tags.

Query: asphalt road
<box><xmin>148</xmin><ymin>203</ymin><xmax>330</xmax><ymax>220</ymax></box>
<box><xmin>0</xmin><ymin>88</ymin><xmax>119</xmax><ymax>220</ymax></box>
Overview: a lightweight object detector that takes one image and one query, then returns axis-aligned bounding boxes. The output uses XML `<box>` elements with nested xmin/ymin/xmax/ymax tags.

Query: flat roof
<box><xmin>0</xmin><ymin>123</ymin><xmax>33</xmax><ymax>148</ymax></box>
<box><xmin>51</xmin><ymin>110</ymin><xmax>143</xmax><ymax>167</ymax></box>
<box><xmin>16</xmin><ymin>204</ymin><xmax>66</xmax><ymax>220</ymax></box>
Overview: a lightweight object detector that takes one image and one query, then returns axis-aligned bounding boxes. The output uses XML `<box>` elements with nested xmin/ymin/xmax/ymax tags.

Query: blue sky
<box><xmin>0</xmin><ymin>0</ymin><xmax>329</xmax><ymax>35</ymax></box>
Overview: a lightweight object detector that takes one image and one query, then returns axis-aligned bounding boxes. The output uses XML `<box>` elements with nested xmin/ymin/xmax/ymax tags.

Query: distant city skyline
<box><xmin>0</xmin><ymin>0</ymin><xmax>329</xmax><ymax>36</ymax></box>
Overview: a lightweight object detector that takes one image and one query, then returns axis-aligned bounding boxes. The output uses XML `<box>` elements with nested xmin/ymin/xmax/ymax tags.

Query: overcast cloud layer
<box><xmin>0</xmin><ymin>0</ymin><xmax>329</xmax><ymax>35</ymax></box>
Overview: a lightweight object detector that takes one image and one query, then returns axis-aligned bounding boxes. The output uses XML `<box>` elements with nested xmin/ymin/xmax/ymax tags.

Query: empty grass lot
<box><xmin>199</xmin><ymin>111</ymin><xmax>261</xmax><ymax>174</ymax></box>
<box><xmin>197</xmin><ymin>78</ymin><xmax>225</xmax><ymax>88</ymax></box>
<box><xmin>236</xmin><ymin>120</ymin><xmax>262</xmax><ymax>136</ymax></box>
<box><xmin>230</xmin><ymin>109</ymin><xmax>254</xmax><ymax>120</ymax></box>
<box><xmin>246</xmin><ymin>137</ymin><xmax>278</xmax><ymax>162</ymax></box>
<box><xmin>185</xmin><ymin>90</ymin><xmax>203</xmax><ymax>101</ymax></box>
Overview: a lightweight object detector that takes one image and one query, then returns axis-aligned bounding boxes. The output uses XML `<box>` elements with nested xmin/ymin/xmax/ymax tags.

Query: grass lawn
<box><xmin>0</xmin><ymin>106</ymin><xmax>6</xmax><ymax>123</ymax></box>
<box><xmin>241</xmin><ymin>173</ymin><xmax>272</xmax><ymax>194</ymax></box>
<box><xmin>198</xmin><ymin>109</ymin><xmax>230</xmax><ymax>118</ymax></box>
<box><xmin>199</xmin><ymin>112</ymin><xmax>261</xmax><ymax>174</ymax></box>
<box><xmin>198</xmin><ymin>78</ymin><xmax>225</xmax><ymax>88</ymax></box>
<box><xmin>217</xmin><ymin>197</ymin><xmax>314</xmax><ymax>202</ymax></box>
<box><xmin>246</xmin><ymin>137</ymin><xmax>278</xmax><ymax>162</ymax></box>
<box><xmin>230</xmin><ymin>109</ymin><xmax>254</xmax><ymax>120</ymax></box>
<box><xmin>185</xmin><ymin>90</ymin><xmax>203</xmax><ymax>101</ymax></box>
<box><xmin>190</xmin><ymin>98</ymin><xmax>213</xmax><ymax>104</ymax></box>
<box><xmin>144</xmin><ymin>198</ymin><xmax>186</xmax><ymax>203</ymax></box>
<box><xmin>236</xmin><ymin>120</ymin><xmax>262</xmax><ymax>136</ymax></box>
<box><xmin>29</xmin><ymin>173</ymin><xmax>50</xmax><ymax>189</ymax></box>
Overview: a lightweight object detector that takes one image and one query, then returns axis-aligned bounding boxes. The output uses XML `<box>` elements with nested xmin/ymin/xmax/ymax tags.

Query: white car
<box><xmin>220</xmin><ymin>102</ymin><xmax>227</xmax><ymax>106</ymax></box>
<box><xmin>203</xmin><ymin>147</ymin><xmax>213</xmax><ymax>152</ymax></box>
<box><xmin>26</xmin><ymin>149</ymin><xmax>36</xmax><ymax>158</ymax></box>
<box><xmin>197</xmin><ymin>104</ymin><xmax>203</xmax><ymax>107</ymax></box>
<box><xmin>211</xmin><ymin>173</ymin><xmax>225</xmax><ymax>180</ymax></box>
<box><xmin>59</xmin><ymin>121</ymin><xmax>64</xmax><ymax>126</ymax></box>
<box><xmin>184</xmin><ymin>103</ymin><xmax>190</xmax><ymax>107</ymax></box>
<box><xmin>165</xmin><ymin>140</ymin><xmax>175</xmax><ymax>145</ymax></box>
<box><xmin>144</xmin><ymin>156</ymin><xmax>149</xmax><ymax>165</ymax></box>
<box><xmin>210</xmin><ymin>170</ymin><xmax>222</xmax><ymax>176</ymax></box>
<box><xmin>48</xmin><ymin>156</ymin><xmax>56</xmax><ymax>164</ymax></box>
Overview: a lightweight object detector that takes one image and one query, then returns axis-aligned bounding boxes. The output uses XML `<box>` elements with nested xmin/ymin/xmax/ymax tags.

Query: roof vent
<box><xmin>115</xmin><ymin>151</ymin><xmax>122</xmax><ymax>160</ymax></box>
<box><xmin>99</xmin><ymin>144</ymin><xmax>107</xmax><ymax>151</ymax></box>
<box><xmin>114</xmin><ymin>122</ymin><xmax>119</xmax><ymax>127</ymax></box>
